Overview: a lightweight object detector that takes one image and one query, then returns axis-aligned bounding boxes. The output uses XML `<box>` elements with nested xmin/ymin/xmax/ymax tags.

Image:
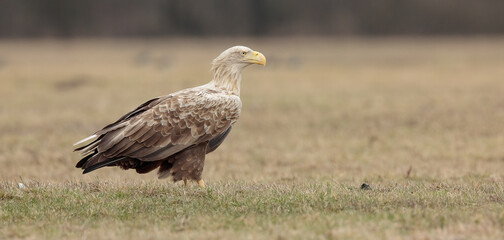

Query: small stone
<box><xmin>360</xmin><ymin>183</ymin><xmax>371</xmax><ymax>190</ymax></box>
<box><xmin>18</xmin><ymin>183</ymin><xmax>26</xmax><ymax>189</ymax></box>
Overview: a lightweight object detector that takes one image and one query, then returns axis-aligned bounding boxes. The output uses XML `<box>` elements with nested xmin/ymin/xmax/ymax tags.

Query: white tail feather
<box><xmin>79</xmin><ymin>141</ymin><xmax>101</xmax><ymax>155</ymax></box>
<box><xmin>73</xmin><ymin>134</ymin><xmax>98</xmax><ymax>146</ymax></box>
<box><xmin>80</xmin><ymin>145</ymin><xmax>99</xmax><ymax>156</ymax></box>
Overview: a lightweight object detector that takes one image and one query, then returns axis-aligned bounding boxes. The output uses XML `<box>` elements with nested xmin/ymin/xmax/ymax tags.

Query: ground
<box><xmin>0</xmin><ymin>37</ymin><xmax>504</xmax><ymax>239</ymax></box>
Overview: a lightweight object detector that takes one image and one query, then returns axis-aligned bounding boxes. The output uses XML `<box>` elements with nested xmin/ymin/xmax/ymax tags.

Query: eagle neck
<box><xmin>211</xmin><ymin>64</ymin><xmax>242</xmax><ymax>96</ymax></box>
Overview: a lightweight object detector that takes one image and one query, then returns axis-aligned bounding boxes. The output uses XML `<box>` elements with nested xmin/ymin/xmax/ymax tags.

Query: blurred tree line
<box><xmin>1</xmin><ymin>0</ymin><xmax>503</xmax><ymax>37</ymax></box>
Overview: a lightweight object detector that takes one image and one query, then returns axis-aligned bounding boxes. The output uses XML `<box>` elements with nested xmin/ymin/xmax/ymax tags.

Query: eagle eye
<box><xmin>240</xmin><ymin>51</ymin><xmax>247</xmax><ymax>56</ymax></box>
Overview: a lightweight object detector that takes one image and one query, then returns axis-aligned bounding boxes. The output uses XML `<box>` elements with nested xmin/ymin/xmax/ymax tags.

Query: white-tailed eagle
<box><xmin>73</xmin><ymin>46</ymin><xmax>266</xmax><ymax>187</ymax></box>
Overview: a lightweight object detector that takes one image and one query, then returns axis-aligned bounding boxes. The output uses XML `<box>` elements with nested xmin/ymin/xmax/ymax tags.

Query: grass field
<box><xmin>1</xmin><ymin>37</ymin><xmax>504</xmax><ymax>239</ymax></box>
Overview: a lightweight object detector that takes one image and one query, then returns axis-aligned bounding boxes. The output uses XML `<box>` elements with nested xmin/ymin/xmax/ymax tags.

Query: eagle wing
<box><xmin>75</xmin><ymin>87</ymin><xmax>241</xmax><ymax>172</ymax></box>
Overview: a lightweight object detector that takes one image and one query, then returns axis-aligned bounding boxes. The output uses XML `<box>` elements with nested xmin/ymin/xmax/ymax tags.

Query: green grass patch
<box><xmin>1</xmin><ymin>177</ymin><xmax>503</xmax><ymax>239</ymax></box>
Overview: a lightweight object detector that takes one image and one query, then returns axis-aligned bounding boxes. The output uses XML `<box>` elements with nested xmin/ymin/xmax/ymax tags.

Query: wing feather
<box><xmin>97</xmin><ymin>129</ymin><xmax>125</xmax><ymax>152</ymax></box>
<box><xmin>96</xmin><ymin>97</ymin><xmax>164</xmax><ymax>135</ymax></box>
<box><xmin>142</xmin><ymin>132</ymin><xmax>164</xmax><ymax>147</ymax></box>
<box><xmin>75</xmin><ymin>87</ymin><xmax>242</xmax><ymax>171</ymax></box>
<box><xmin>137</xmin><ymin>128</ymin><xmax>158</xmax><ymax>143</ymax></box>
<box><xmin>207</xmin><ymin>126</ymin><xmax>232</xmax><ymax>153</ymax></box>
<box><xmin>123</xmin><ymin>121</ymin><xmax>146</xmax><ymax>138</ymax></box>
<box><xmin>142</xmin><ymin>145</ymin><xmax>187</xmax><ymax>161</ymax></box>
<box><xmin>128</xmin><ymin>123</ymin><xmax>151</xmax><ymax>140</ymax></box>
<box><xmin>118</xmin><ymin>142</ymin><xmax>146</xmax><ymax>156</ymax></box>
<box><xmin>103</xmin><ymin>139</ymin><xmax>136</xmax><ymax>157</ymax></box>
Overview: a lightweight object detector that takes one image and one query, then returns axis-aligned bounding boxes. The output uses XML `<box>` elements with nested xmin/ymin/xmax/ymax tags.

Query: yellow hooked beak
<box><xmin>245</xmin><ymin>51</ymin><xmax>266</xmax><ymax>66</ymax></box>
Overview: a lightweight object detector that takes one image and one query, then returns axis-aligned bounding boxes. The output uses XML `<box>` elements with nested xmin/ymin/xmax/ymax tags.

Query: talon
<box><xmin>198</xmin><ymin>180</ymin><xmax>205</xmax><ymax>188</ymax></box>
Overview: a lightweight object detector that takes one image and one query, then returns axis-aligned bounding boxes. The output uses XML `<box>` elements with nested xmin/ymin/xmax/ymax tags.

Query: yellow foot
<box><xmin>197</xmin><ymin>180</ymin><xmax>205</xmax><ymax>188</ymax></box>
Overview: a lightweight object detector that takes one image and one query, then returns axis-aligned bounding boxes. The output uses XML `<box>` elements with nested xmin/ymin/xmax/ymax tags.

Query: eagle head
<box><xmin>210</xmin><ymin>46</ymin><xmax>266</xmax><ymax>95</ymax></box>
<box><xmin>212</xmin><ymin>46</ymin><xmax>266</xmax><ymax>70</ymax></box>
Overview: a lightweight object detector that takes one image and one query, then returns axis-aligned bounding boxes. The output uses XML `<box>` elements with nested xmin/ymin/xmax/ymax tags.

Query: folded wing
<box><xmin>75</xmin><ymin>88</ymin><xmax>241</xmax><ymax>173</ymax></box>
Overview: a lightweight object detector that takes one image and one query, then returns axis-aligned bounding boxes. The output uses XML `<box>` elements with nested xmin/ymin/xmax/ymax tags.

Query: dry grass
<box><xmin>2</xmin><ymin>178</ymin><xmax>504</xmax><ymax>240</ymax></box>
<box><xmin>1</xmin><ymin>37</ymin><xmax>504</xmax><ymax>239</ymax></box>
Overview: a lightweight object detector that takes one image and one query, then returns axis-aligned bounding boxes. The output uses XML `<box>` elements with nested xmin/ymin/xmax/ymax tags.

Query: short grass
<box><xmin>1</xmin><ymin>37</ymin><xmax>504</xmax><ymax>239</ymax></box>
<box><xmin>2</xmin><ymin>177</ymin><xmax>503</xmax><ymax>240</ymax></box>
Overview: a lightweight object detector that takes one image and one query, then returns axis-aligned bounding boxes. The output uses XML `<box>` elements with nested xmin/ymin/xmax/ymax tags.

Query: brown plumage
<box><xmin>73</xmin><ymin>46</ymin><xmax>266</xmax><ymax>186</ymax></box>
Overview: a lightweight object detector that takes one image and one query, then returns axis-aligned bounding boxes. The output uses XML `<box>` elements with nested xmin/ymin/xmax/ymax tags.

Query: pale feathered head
<box><xmin>210</xmin><ymin>46</ymin><xmax>266</xmax><ymax>95</ymax></box>
<box><xmin>211</xmin><ymin>46</ymin><xmax>266</xmax><ymax>71</ymax></box>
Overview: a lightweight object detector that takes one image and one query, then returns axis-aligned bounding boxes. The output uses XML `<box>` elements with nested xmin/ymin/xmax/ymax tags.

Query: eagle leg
<box><xmin>162</xmin><ymin>142</ymin><xmax>207</xmax><ymax>186</ymax></box>
<box><xmin>198</xmin><ymin>179</ymin><xmax>205</xmax><ymax>188</ymax></box>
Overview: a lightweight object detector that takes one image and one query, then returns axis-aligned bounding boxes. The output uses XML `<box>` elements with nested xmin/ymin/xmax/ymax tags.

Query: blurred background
<box><xmin>1</xmin><ymin>0</ymin><xmax>504</xmax><ymax>37</ymax></box>
<box><xmin>1</xmin><ymin>0</ymin><xmax>504</xmax><ymax>182</ymax></box>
